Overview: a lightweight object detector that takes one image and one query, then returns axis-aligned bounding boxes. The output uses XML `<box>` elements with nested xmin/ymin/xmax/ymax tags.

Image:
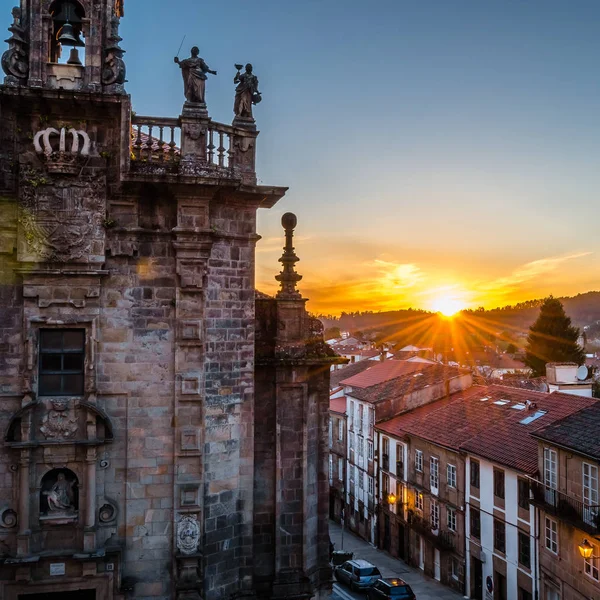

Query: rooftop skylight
<box><xmin>519</xmin><ymin>410</ymin><xmax>547</xmax><ymax>425</ymax></box>
<box><xmin>494</xmin><ymin>400</ymin><xmax>510</xmax><ymax>406</ymax></box>
<box><xmin>511</xmin><ymin>403</ymin><xmax>527</xmax><ymax>410</ymax></box>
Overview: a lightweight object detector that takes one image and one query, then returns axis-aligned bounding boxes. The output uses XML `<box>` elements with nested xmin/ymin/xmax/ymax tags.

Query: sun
<box><xmin>431</xmin><ymin>295</ymin><xmax>464</xmax><ymax>317</ymax></box>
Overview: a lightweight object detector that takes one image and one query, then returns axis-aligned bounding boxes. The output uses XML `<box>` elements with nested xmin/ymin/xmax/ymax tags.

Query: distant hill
<box><xmin>318</xmin><ymin>292</ymin><xmax>600</xmax><ymax>351</ymax></box>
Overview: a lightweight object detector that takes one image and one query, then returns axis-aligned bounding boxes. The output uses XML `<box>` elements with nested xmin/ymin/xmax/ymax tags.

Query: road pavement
<box><xmin>328</xmin><ymin>520</ymin><xmax>465</xmax><ymax>600</ymax></box>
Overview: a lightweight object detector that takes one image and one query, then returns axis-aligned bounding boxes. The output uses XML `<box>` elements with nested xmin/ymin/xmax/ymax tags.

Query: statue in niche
<box><xmin>174</xmin><ymin>47</ymin><xmax>217</xmax><ymax>104</ymax></box>
<box><xmin>233</xmin><ymin>63</ymin><xmax>261</xmax><ymax>119</ymax></box>
<box><xmin>44</xmin><ymin>473</ymin><xmax>76</xmax><ymax>514</ymax></box>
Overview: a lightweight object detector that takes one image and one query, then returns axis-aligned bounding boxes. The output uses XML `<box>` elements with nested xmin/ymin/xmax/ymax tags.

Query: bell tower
<box><xmin>2</xmin><ymin>0</ymin><xmax>126</xmax><ymax>92</ymax></box>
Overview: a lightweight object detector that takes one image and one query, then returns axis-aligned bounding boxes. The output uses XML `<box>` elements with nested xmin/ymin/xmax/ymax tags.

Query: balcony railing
<box><xmin>129</xmin><ymin>114</ymin><xmax>256</xmax><ymax>182</ymax></box>
<box><xmin>409</xmin><ymin>512</ymin><xmax>455</xmax><ymax>552</ymax></box>
<box><xmin>530</xmin><ymin>481</ymin><xmax>600</xmax><ymax>536</ymax></box>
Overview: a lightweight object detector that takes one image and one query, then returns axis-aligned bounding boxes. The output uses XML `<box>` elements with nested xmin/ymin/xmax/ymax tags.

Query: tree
<box><xmin>506</xmin><ymin>343</ymin><xmax>517</xmax><ymax>355</ymax></box>
<box><xmin>323</xmin><ymin>326</ymin><xmax>341</xmax><ymax>341</ymax></box>
<box><xmin>524</xmin><ymin>297</ymin><xmax>585</xmax><ymax>376</ymax></box>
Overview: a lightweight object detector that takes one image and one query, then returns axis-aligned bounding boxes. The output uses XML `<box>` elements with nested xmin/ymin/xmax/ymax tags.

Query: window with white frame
<box><xmin>451</xmin><ymin>558</ymin><xmax>459</xmax><ymax>580</ymax></box>
<box><xmin>415</xmin><ymin>490</ymin><xmax>423</xmax><ymax>511</ymax></box>
<box><xmin>359</xmin><ymin>472</ymin><xmax>364</xmax><ymax>490</ymax></box>
<box><xmin>350</xmin><ymin>465</ymin><xmax>355</xmax><ymax>483</ymax></box>
<box><xmin>355</xmin><ymin>466</ymin><xmax>359</xmax><ymax>485</ymax></box>
<box><xmin>430</xmin><ymin>457</ymin><xmax>439</xmax><ymax>490</ymax></box>
<box><xmin>584</xmin><ymin>539</ymin><xmax>599</xmax><ymax>581</ymax></box>
<box><xmin>447</xmin><ymin>506</ymin><xmax>456</xmax><ymax>531</ymax></box>
<box><xmin>329</xmin><ymin>419</ymin><xmax>333</xmax><ymax>447</ymax></box>
<box><xmin>354</xmin><ymin>403</ymin><xmax>359</xmax><ymax>431</ymax></box>
<box><xmin>349</xmin><ymin>433</ymin><xmax>354</xmax><ymax>451</ymax></box>
<box><xmin>338</xmin><ymin>419</ymin><xmax>344</xmax><ymax>441</ymax></box>
<box><xmin>368</xmin><ymin>439</ymin><xmax>373</xmax><ymax>461</ymax></box>
<box><xmin>349</xmin><ymin>401</ymin><xmax>354</xmax><ymax>429</ymax></box>
<box><xmin>447</xmin><ymin>464</ymin><xmax>457</xmax><ymax>488</ymax></box>
<box><xmin>368</xmin><ymin>476</ymin><xmax>374</xmax><ymax>495</ymax></box>
<box><xmin>544</xmin><ymin>448</ymin><xmax>557</xmax><ymax>489</ymax></box>
<box><xmin>382</xmin><ymin>436</ymin><xmax>389</xmax><ymax>456</ymax></box>
<box><xmin>415</xmin><ymin>450</ymin><xmax>423</xmax><ymax>472</ymax></box>
<box><xmin>369</xmin><ymin>407</ymin><xmax>374</xmax><ymax>436</ymax></box>
<box><xmin>545</xmin><ymin>517</ymin><xmax>558</xmax><ymax>554</ymax></box>
<box><xmin>430</xmin><ymin>499</ymin><xmax>439</xmax><ymax>529</ymax></box>
<box><xmin>583</xmin><ymin>462</ymin><xmax>599</xmax><ymax>526</ymax></box>
<box><xmin>338</xmin><ymin>458</ymin><xmax>344</xmax><ymax>481</ymax></box>
<box><xmin>328</xmin><ymin>454</ymin><xmax>333</xmax><ymax>483</ymax></box>
<box><xmin>358</xmin><ymin>405</ymin><xmax>363</xmax><ymax>431</ymax></box>
<box><xmin>358</xmin><ymin>437</ymin><xmax>364</xmax><ymax>460</ymax></box>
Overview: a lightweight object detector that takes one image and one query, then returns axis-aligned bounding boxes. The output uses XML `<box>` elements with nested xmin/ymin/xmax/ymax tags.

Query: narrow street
<box><xmin>328</xmin><ymin>521</ymin><xmax>465</xmax><ymax>600</ymax></box>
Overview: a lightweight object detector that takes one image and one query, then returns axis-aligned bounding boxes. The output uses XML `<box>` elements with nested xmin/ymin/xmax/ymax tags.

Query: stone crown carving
<box><xmin>34</xmin><ymin>127</ymin><xmax>91</xmax><ymax>157</ymax></box>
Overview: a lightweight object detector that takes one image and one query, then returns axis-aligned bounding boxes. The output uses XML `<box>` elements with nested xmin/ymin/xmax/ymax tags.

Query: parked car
<box><xmin>334</xmin><ymin>559</ymin><xmax>382</xmax><ymax>591</ymax></box>
<box><xmin>367</xmin><ymin>577</ymin><xmax>416</xmax><ymax>599</ymax></box>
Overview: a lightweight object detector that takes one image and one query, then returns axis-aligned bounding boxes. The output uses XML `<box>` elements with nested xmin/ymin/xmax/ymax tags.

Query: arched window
<box><xmin>49</xmin><ymin>0</ymin><xmax>85</xmax><ymax>64</ymax></box>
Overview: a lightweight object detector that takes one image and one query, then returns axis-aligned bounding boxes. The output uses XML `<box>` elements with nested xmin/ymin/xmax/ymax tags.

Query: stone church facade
<box><xmin>0</xmin><ymin>2</ymin><xmax>339</xmax><ymax>598</ymax></box>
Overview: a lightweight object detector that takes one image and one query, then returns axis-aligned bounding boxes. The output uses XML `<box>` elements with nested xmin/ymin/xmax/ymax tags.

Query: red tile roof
<box><xmin>376</xmin><ymin>385</ymin><xmax>597</xmax><ymax>474</ymax></box>
<box><xmin>330</xmin><ymin>397</ymin><xmax>347</xmax><ymax>415</ymax></box>
<box><xmin>340</xmin><ymin>360</ymin><xmax>433</xmax><ymax>388</ymax></box>
<box><xmin>347</xmin><ymin>364</ymin><xmax>466</xmax><ymax>405</ymax></box>
<box><xmin>330</xmin><ymin>361</ymin><xmax>375</xmax><ymax>389</ymax></box>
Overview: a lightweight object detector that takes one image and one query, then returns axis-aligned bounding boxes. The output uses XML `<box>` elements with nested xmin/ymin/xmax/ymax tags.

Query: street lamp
<box><xmin>387</xmin><ymin>493</ymin><xmax>397</xmax><ymax>506</ymax></box>
<box><xmin>578</xmin><ymin>539</ymin><xmax>597</xmax><ymax>560</ymax></box>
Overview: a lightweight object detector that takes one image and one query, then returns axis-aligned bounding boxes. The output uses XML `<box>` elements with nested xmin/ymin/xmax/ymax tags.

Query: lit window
<box><xmin>415</xmin><ymin>450</ymin><xmax>423</xmax><ymax>473</ymax></box>
<box><xmin>544</xmin><ymin>517</ymin><xmax>558</xmax><ymax>554</ymax></box>
<box><xmin>447</xmin><ymin>464</ymin><xmax>457</xmax><ymax>489</ymax></box>
<box><xmin>415</xmin><ymin>490</ymin><xmax>423</xmax><ymax>511</ymax></box>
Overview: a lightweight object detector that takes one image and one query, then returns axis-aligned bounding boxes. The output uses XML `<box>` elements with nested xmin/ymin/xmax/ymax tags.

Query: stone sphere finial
<box><xmin>281</xmin><ymin>212</ymin><xmax>297</xmax><ymax>230</ymax></box>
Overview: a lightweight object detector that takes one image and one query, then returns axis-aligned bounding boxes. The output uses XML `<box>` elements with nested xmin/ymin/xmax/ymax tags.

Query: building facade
<box><xmin>530</xmin><ymin>405</ymin><xmax>600</xmax><ymax>600</ymax></box>
<box><xmin>0</xmin><ymin>2</ymin><xmax>338</xmax><ymax>599</ymax></box>
<box><xmin>328</xmin><ymin>396</ymin><xmax>347</xmax><ymax>523</ymax></box>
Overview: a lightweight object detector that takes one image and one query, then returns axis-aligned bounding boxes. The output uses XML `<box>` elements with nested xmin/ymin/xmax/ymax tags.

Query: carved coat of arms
<box><xmin>176</xmin><ymin>514</ymin><xmax>200</xmax><ymax>555</ymax></box>
<box><xmin>40</xmin><ymin>400</ymin><xmax>78</xmax><ymax>440</ymax></box>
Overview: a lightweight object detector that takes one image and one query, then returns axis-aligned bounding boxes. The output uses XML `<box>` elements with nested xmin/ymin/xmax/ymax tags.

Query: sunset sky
<box><xmin>119</xmin><ymin>0</ymin><xmax>600</xmax><ymax>315</ymax></box>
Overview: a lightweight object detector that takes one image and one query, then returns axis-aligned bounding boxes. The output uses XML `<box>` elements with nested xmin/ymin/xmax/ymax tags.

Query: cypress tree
<box><xmin>524</xmin><ymin>297</ymin><xmax>585</xmax><ymax>376</ymax></box>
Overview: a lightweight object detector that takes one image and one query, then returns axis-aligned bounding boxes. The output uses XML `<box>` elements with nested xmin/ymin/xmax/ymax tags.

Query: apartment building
<box><xmin>342</xmin><ymin>361</ymin><xmax>470</xmax><ymax>544</ymax></box>
<box><xmin>530</xmin><ymin>403</ymin><xmax>600</xmax><ymax>600</ymax></box>
<box><xmin>329</xmin><ymin>395</ymin><xmax>347</xmax><ymax>522</ymax></box>
<box><xmin>375</xmin><ymin>384</ymin><xmax>596</xmax><ymax>599</ymax></box>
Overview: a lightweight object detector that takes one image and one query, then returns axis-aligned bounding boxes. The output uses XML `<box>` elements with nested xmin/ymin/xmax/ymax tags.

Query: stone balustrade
<box><xmin>130</xmin><ymin>113</ymin><xmax>257</xmax><ymax>184</ymax></box>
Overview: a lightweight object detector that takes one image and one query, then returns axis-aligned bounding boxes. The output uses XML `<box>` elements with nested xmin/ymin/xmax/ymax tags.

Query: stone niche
<box><xmin>39</xmin><ymin>467</ymin><xmax>79</xmax><ymax>524</ymax></box>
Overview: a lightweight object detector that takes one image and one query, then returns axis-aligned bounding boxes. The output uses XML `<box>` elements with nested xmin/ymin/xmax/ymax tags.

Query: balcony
<box><xmin>530</xmin><ymin>481</ymin><xmax>600</xmax><ymax>536</ymax></box>
<box><xmin>129</xmin><ymin>114</ymin><xmax>257</xmax><ymax>184</ymax></box>
<box><xmin>409</xmin><ymin>512</ymin><xmax>455</xmax><ymax>552</ymax></box>
<box><xmin>396</xmin><ymin>460</ymin><xmax>404</xmax><ymax>480</ymax></box>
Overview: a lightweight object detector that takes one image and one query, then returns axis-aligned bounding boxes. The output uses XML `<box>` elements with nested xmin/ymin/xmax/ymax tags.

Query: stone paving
<box><xmin>328</xmin><ymin>520</ymin><xmax>465</xmax><ymax>600</ymax></box>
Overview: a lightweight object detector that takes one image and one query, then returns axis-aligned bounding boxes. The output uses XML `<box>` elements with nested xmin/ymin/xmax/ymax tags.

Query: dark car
<box><xmin>334</xmin><ymin>559</ymin><xmax>382</xmax><ymax>591</ymax></box>
<box><xmin>367</xmin><ymin>577</ymin><xmax>416</xmax><ymax>599</ymax></box>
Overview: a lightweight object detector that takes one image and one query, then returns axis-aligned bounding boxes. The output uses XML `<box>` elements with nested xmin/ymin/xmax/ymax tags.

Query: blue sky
<box><xmin>10</xmin><ymin>0</ymin><xmax>600</xmax><ymax>313</ymax></box>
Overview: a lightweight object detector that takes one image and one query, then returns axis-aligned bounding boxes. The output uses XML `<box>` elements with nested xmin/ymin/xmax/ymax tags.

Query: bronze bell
<box><xmin>66</xmin><ymin>48</ymin><xmax>82</xmax><ymax>65</ymax></box>
<box><xmin>57</xmin><ymin>22</ymin><xmax>83</xmax><ymax>47</ymax></box>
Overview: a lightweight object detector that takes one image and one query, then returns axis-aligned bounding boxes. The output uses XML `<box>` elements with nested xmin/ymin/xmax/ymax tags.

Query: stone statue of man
<box><xmin>44</xmin><ymin>473</ymin><xmax>75</xmax><ymax>513</ymax></box>
<box><xmin>174</xmin><ymin>47</ymin><xmax>217</xmax><ymax>104</ymax></box>
<box><xmin>234</xmin><ymin>63</ymin><xmax>260</xmax><ymax>119</ymax></box>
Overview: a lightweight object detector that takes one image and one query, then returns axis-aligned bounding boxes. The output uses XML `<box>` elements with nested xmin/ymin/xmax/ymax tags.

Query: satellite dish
<box><xmin>539</xmin><ymin>382</ymin><xmax>549</xmax><ymax>393</ymax></box>
<box><xmin>577</xmin><ymin>365</ymin><xmax>589</xmax><ymax>381</ymax></box>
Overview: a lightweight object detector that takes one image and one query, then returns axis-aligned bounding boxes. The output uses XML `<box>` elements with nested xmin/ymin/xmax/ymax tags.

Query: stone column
<box><xmin>84</xmin><ymin>448</ymin><xmax>97</xmax><ymax>551</ymax></box>
<box><xmin>17</xmin><ymin>451</ymin><xmax>30</xmax><ymax>556</ymax></box>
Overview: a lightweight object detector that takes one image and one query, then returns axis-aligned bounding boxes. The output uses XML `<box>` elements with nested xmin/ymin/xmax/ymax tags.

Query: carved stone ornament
<box><xmin>102</xmin><ymin>16</ymin><xmax>126</xmax><ymax>87</ymax></box>
<box><xmin>176</xmin><ymin>514</ymin><xmax>201</xmax><ymax>555</ymax></box>
<box><xmin>33</xmin><ymin>127</ymin><xmax>91</xmax><ymax>174</ymax></box>
<box><xmin>98</xmin><ymin>500</ymin><xmax>117</xmax><ymax>523</ymax></box>
<box><xmin>0</xmin><ymin>507</ymin><xmax>17</xmax><ymax>528</ymax></box>
<box><xmin>40</xmin><ymin>400</ymin><xmax>78</xmax><ymax>440</ymax></box>
<box><xmin>1</xmin><ymin>7</ymin><xmax>29</xmax><ymax>83</ymax></box>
